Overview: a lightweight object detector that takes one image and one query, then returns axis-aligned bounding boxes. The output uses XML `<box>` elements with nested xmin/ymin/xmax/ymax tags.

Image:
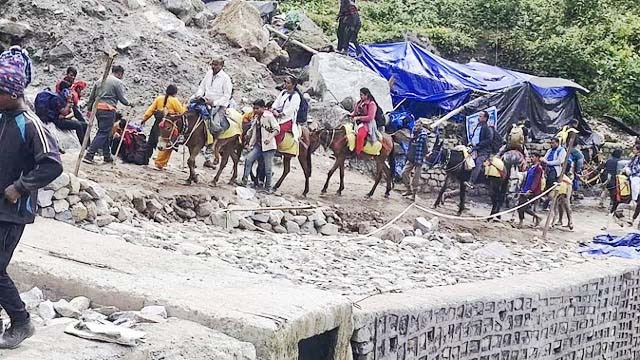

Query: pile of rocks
<box><xmin>18</xmin><ymin>287</ymin><xmax>168</xmax><ymax>328</ymax></box>
<box><xmin>124</xmin><ymin>188</ymin><xmax>344</xmax><ymax>236</ymax></box>
<box><xmin>37</xmin><ymin>173</ymin><xmax>133</xmax><ymax>228</ymax></box>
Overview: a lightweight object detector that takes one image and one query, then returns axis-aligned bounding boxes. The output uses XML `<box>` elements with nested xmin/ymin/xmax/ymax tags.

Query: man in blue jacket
<box><xmin>0</xmin><ymin>53</ymin><xmax>63</xmax><ymax>348</ymax></box>
<box><xmin>469</xmin><ymin>111</ymin><xmax>494</xmax><ymax>185</ymax></box>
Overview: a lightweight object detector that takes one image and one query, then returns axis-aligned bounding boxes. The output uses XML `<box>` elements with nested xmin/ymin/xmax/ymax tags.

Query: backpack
<box><xmin>490</xmin><ymin>127</ymin><xmax>503</xmax><ymax>153</ymax></box>
<box><xmin>287</xmin><ymin>90</ymin><xmax>309</xmax><ymax>124</ymax></box>
<box><xmin>508</xmin><ymin>124</ymin><xmax>525</xmax><ymax>147</ymax></box>
<box><xmin>35</xmin><ymin>88</ymin><xmax>66</xmax><ymax>123</ymax></box>
<box><xmin>374</xmin><ymin>101</ymin><xmax>386</xmax><ymax>128</ymax></box>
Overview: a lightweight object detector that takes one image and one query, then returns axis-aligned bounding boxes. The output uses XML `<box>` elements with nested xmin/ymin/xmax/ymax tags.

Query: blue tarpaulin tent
<box><xmin>357</xmin><ymin>41</ymin><xmax>589</xmax><ymax>135</ymax></box>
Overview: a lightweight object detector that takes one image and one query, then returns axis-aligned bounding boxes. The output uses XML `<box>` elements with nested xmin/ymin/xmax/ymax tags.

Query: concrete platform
<box><xmin>0</xmin><ymin>318</ymin><xmax>256</xmax><ymax>360</ymax></box>
<box><xmin>10</xmin><ymin>219</ymin><xmax>353</xmax><ymax>360</ymax></box>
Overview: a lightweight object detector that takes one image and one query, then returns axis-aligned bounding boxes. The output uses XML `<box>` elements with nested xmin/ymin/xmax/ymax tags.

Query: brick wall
<box><xmin>351</xmin><ymin>259</ymin><xmax>640</xmax><ymax>360</ymax></box>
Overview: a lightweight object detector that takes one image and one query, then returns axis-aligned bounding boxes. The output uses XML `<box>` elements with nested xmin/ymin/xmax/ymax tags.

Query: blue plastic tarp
<box><xmin>357</xmin><ymin>41</ymin><xmax>579</xmax><ymax>117</ymax></box>
<box><xmin>577</xmin><ymin>233</ymin><xmax>640</xmax><ymax>259</ymax></box>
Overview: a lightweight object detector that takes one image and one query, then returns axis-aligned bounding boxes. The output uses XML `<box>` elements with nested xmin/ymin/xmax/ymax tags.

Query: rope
<box><xmin>413</xmin><ymin>182</ymin><xmax>559</xmax><ymax>221</ymax></box>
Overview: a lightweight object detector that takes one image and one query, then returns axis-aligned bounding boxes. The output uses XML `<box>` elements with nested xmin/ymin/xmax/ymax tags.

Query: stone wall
<box><xmin>351</xmin><ymin>259</ymin><xmax>640</xmax><ymax>360</ymax></box>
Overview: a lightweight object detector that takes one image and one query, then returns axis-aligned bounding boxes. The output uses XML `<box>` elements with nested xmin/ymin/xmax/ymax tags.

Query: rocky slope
<box><xmin>2</xmin><ymin>0</ymin><xmax>278</xmax><ymax>114</ymax></box>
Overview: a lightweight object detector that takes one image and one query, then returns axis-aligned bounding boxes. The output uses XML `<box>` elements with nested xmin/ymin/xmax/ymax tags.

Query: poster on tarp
<box><xmin>466</xmin><ymin>107</ymin><xmax>498</xmax><ymax>145</ymax></box>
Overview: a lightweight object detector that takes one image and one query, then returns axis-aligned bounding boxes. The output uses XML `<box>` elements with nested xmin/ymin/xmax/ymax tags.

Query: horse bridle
<box><xmin>159</xmin><ymin>116</ymin><xmax>183</xmax><ymax>149</ymax></box>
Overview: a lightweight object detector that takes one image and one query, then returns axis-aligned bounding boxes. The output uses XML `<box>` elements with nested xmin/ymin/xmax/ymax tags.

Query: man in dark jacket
<box><xmin>0</xmin><ymin>54</ymin><xmax>63</xmax><ymax>348</ymax></box>
<box><xmin>401</xmin><ymin>121</ymin><xmax>428</xmax><ymax>200</ymax></box>
<box><xmin>470</xmin><ymin>111</ymin><xmax>493</xmax><ymax>185</ymax></box>
<box><xmin>337</xmin><ymin>0</ymin><xmax>362</xmax><ymax>56</ymax></box>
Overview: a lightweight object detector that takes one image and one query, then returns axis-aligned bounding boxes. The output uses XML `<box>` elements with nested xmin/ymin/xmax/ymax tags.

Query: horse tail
<box><xmin>306</xmin><ymin>140</ymin><xmax>313</xmax><ymax>177</ymax></box>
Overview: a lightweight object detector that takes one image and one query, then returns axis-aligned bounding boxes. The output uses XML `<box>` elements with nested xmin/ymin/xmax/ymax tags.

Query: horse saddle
<box><xmin>343</xmin><ymin>123</ymin><xmax>382</xmax><ymax>155</ymax></box>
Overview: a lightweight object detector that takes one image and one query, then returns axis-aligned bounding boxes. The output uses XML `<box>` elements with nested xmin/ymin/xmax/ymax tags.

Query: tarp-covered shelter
<box><xmin>357</xmin><ymin>41</ymin><xmax>592</xmax><ymax>141</ymax></box>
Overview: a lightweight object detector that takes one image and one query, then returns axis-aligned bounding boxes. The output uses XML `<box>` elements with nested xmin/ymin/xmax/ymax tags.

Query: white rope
<box><xmin>414</xmin><ymin>182</ymin><xmax>559</xmax><ymax>221</ymax></box>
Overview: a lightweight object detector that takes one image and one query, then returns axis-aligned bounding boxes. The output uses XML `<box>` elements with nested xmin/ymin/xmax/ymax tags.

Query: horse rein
<box><xmin>159</xmin><ymin>114</ymin><xmax>204</xmax><ymax>149</ymax></box>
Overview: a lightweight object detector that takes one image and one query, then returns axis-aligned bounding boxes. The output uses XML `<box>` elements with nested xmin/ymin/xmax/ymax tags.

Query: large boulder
<box><xmin>0</xmin><ymin>19</ymin><xmax>32</xmax><ymax>38</ymax></box>
<box><xmin>309</xmin><ymin>53</ymin><xmax>393</xmax><ymax>112</ymax></box>
<box><xmin>44</xmin><ymin>122</ymin><xmax>81</xmax><ymax>151</ymax></box>
<box><xmin>162</xmin><ymin>0</ymin><xmax>205</xmax><ymax>23</ymax></box>
<box><xmin>308</xmin><ymin>101</ymin><xmax>350</xmax><ymax>129</ymax></box>
<box><xmin>212</xmin><ymin>0</ymin><xmax>269</xmax><ymax>58</ymax></box>
<box><xmin>282</xmin><ymin>12</ymin><xmax>330</xmax><ymax>68</ymax></box>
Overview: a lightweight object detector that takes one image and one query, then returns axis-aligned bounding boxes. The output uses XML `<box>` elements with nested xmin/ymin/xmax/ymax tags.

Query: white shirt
<box><xmin>194</xmin><ymin>69</ymin><xmax>233</xmax><ymax>107</ymax></box>
<box><xmin>272</xmin><ymin>90</ymin><xmax>300</xmax><ymax>125</ymax></box>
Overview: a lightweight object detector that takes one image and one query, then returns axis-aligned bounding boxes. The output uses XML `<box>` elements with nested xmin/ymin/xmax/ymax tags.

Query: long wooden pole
<box><xmin>265</xmin><ymin>25</ymin><xmax>319</xmax><ymax>55</ymax></box>
<box><xmin>74</xmin><ymin>51</ymin><xmax>118</xmax><ymax>176</ymax></box>
<box><xmin>542</xmin><ymin>135</ymin><xmax>576</xmax><ymax>239</ymax></box>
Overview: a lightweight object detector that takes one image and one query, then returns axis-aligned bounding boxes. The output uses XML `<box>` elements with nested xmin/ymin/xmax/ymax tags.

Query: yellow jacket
<box><xmin>143</xmin><ymin>95</ymin><xmax>186</xmax><ymax>123</ymax></box>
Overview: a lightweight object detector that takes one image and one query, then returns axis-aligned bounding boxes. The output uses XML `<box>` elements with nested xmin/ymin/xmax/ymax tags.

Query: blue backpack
<box><xmin>35</xmin><ymin>88</ymin><xmax>66</xmax><ymax>123</ymax></box>
<box><xmin>288</xmin><ymin>90</ymin><xmax>309</xmax><ymax>124</ymax></box>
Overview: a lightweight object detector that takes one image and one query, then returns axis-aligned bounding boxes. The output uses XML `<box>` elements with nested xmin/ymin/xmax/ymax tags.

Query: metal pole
<box><xmin>542</xmin><ymin>135</ymin><xmax>576</xmax><ymax>239</ymax></box>
<box><xmin>74</xmin><ymin>51</ymin><xmax>118</xmax><ymax>176</ymax></box>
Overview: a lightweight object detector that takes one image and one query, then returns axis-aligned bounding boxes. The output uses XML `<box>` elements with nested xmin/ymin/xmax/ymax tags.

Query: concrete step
<box><xmin>11</xmin><ymin>219</ymin><xmax>353</xmax><ymax>360</ymax></box>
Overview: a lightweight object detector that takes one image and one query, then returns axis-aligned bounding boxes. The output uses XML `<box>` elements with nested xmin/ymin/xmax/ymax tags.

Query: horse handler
<box><xmin>401</xmin><ymin>121</ymin><xmax>428</xmax><ymax>200</ymax></box>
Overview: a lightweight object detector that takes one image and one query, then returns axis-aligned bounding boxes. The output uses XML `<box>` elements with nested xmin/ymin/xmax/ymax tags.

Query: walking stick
<box><xmin>74</xmin><ymin>50</ymin><xmax>118</xmax><ymax>176</ymax></box>
<box><xmin>542</xmin><ymin>135</ymin><xmax>576</xmax><ymax>239</ymax></box>
<box><xmin>112</xmin><ymin>111</ymin><xmax>134</xmax><ymax>164</ymax></box>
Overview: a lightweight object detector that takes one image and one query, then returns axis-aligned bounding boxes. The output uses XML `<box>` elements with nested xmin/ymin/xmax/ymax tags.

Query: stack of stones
<box><xmin>37</xmin><ymin>173</ymin><xmax>133</xmax><ymax>228</ymax></box>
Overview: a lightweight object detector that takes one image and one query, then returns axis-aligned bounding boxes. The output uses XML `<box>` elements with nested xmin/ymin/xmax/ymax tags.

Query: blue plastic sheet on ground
<box><xmin>578</xmin><ymin>233</ymin><xmax>640</xmax><ymax>259</ymax></box>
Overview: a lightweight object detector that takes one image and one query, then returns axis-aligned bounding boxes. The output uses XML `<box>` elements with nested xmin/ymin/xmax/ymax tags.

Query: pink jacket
<box><xmin>352</xmin><ymin>99</ymin><xmax>376</xmax><ymax>123</ymax></box>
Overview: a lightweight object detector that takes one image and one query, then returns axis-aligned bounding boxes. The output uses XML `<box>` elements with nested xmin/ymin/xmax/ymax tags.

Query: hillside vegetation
<box><xmin>283</xmin><ymin>0</ymin><xmax>640</xmax><ymax>124</ymax></box>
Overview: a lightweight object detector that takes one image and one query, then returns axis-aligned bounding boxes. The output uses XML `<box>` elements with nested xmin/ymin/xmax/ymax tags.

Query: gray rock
<box><xmin>195</xmin><ymin>202</ymin><xmax>215</xmax><ymax>217</ymax></box>
<box><xmin>414</xmin><ymin>228</ymin><xmax>423</xmax><ymax>237</ymax></box>
<box><xmin>0</xmin><ymin>19</ymin><xmax>32</xmax><ymax>37</ymax></box>
<box><xmin>117</xmin><ymin>207</ymin><xmax>130</xmax><ymax>222</ymax></box>
<box><xmin>301</xmin><ymin>221</ymin><xmax>317</xmax><ymax>235</ymax></box>
<box><xmin>95</xmin><ymin>199</ymin><xmax>109</xmax><ymax>216</ymax></box>
<box><xmin>53</xmin><ymin>299</ymin><xmax>81</xmax><ymax>318</ymax></box>
<box><xmin>401</xmin><ymin>236</ymin><xmax>429</xmax><ymax>248</ymax></box>
<box><xmin>141</xmin><ymin>305</ymin><xmax>167</xmax><ymax>319</ymax></box>
<box><xmin>69</xmin><ymin>296</ymin><xmax>91</xmax><ymax>312</ymax></box>
<box><xmin>80</xmin><ymin>309</ymin><xmax>108</xmax><ymax>322</ymax></box>
<box><xmin>38</xmin><ymin>300</ymin><xmax>57</xmax><ymax>321</ymax></box>
<box><xmin>285</xmin><ymin>221</ymin><xmax>300</xmax><ymax>234</ymax></box>
<box><xmin>456</xmin><ymin>232</ymin><xmax>475</xmax><ymax>243</ymax></box>
<box><xmin>414</xmin><ymin>216</ymin><xmax>437</xmax><ymax>233</ymax></box>
<box><xmin>380</xmin><ymin>226</ymin><xmax>404</xmax><ymax>243</ymax></box>
<box><xmin>55</xmin><ymin>210</ymin><xmax>74</xmax><ymax>223</ymax></box>
<box><xmin>81</xmin><ymin>1</ymin><xmax>107</xmax><ymax>19</ymax></box>
<box><xmin>211</xmin><ymin>0</ymin><xmax>268</xmax><ymax>58</ymax></box>
<box><xmin>147</xmin><ymin>198</ymin><xmax>164</xmax><ymax>215</ymax></box>
<box><xmin>273</xmin><ymin>225</ymin><xmax>287</xmax><ymax>234</ymax></box>
<box><xmin>251</xmin><ymin>213</ymin><xmax>270</xmax><ymax>223</ymax></box>
<box><xmin>268</xmin><ymin>210</ymin><xmax>284</xmax><ymax>225</ymax></box>
<box><xmin>38</xmin><ymin>189</ymin><xmax>54</xmax><ymax>207</ymax></box>
<box><xmin>96</xmin><ymin>215</ymin><xmax>116</xmax><ymax>227</ymax></box>
<box><xmin>85</xmin><ymin>201</ymin><xmax>97</xmax><ymax>221</ymax></box>
<box><xmin>178</xmin><ymin>242</ymin><xmax>206</xmax><ymax>256</ymax></box>
<box><xmin>40</xmin><ymin>206</ymin><xmax>56</xmax><ymax>218</ymax></box>
<box><xmin>93</xmin><ymin>305</ymin><xmax>120</xmax><ymax>316</ymax></box>
<box><xmin>474</xmin><ymin>241</ymin><xmax>512</xmax><ymax>259</ymax></box>
<box><xmin>53</xmin><ymin>199</ymin><xmax>70</xmax><ymax>213</ymax></box>
<box><xmin>174</xmin><ymin>206</ymin><xmax>196</xmax><ymax>219</ymax></box>
<box><xmin>68</xmin><ymin>173</ymin><xmax>81</xmax><ymax>194</ymax></box>
<box><xmin>116</xmin><ymin>40</ymin><xmax>135</xmax><ymax>51</ymax></box>
<box><xmin>256</xmin><ymin>223</ymin><xmax>273</xmax><ymax>232</ymax></box>
<box><xmin>192</xmin><ymin>10</ymin><xmax>215</xmax><ymax>29</ymax></box>
<box><xmin>70</xmin><ymin>203</ymin><xmax>88</xmax><ymax>222</ymax></box>
<box><xmin>210</xmin><ymin>212</ymin><xmax>240</xmax><ymax>229</ymax></box>
<box><xmin>132</xmin><ymin>196</ymin><xmax>146</xmax><ymax>213</ymax></box>
<box><xmin>53</xmin><ymin>187</ymin><xmax>70</xmax><ymax>200</ymax></box>
<box><xmin>49</xmin><ymin>43</ymin><xmax>75</xmax><ymax>59</ymax></box>
<box><xmin>46</xmin><ymin>173</ymin><xmax>70</xmax><ymax>191</ymax></box>
<box><xmin>67</xmin><ymin>195</ymin><xmax>81</xmax><ymax>206</ymax></box>
<box><xmin>126</xmin><ymin>0</ymin><xmax>146</xmax><ymax>9</ymax></box>
<box><xmin>79</xmin><ymin>191</ymin><xmax>93</xmax><ymax>203</ymax></box>
<box><xmin>20</xmin><ymin>287</ymin><xmax>44</xmax><ymax>310</ymax></box>
<box><xmin>260</xmin><ymin>40</ymin><xmax>289</xmax><ymax>66</ymax></box>
<box><xmin>85</xmin><ymin>181</ymin><xmax>107</xmax><ymax>200</ymax></box>
<box><xmin>293</xmin><ymin>215</ymin><xmax>307</xmax><ymax>226</ymax></box>
<box><xmin>319</xmin><ymin>223</ymin><xmax>339</xmax><ymax>236</ymax></box>
<box><xmin>238</xmin><ymin>217</ymin><xmax>257</xmax><ymax>231</ymax></box>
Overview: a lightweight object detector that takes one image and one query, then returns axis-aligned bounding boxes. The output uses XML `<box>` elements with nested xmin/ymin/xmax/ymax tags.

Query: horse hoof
<box><xmin>336</xmin><ymin>191</ymin><xmax>343</xmax><ymax>196</ymax></box>
<box><xmin>384</xmin><ymin>193</ymin><xmax>390</xmax><ymax>199</ymax></box>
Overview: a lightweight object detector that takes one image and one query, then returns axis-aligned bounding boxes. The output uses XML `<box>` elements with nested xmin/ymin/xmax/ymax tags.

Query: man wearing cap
<box><xmin>192</xmin><ymin>57</ymin><xmax>233</xmax><ymax>169</ymax></box>
<box><xmin>0</xmin><ymin>53</ymin><xmax>63</xmax><ymax>348</ymax></box>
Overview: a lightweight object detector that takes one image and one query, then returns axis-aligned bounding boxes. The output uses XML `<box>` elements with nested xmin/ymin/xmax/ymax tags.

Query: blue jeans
<box><xmin>86</xmin><ymin>110</ymin><xmax>116</xmax><ymax>159</ymax></box>
<box><xmin>243</xmin><ymin>146</ymin><xmax>275</xmax><ymax>189</ymax></box>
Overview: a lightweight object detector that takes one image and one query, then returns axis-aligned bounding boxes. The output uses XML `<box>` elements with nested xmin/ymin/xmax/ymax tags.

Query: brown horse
<box><xmin>211</xmin><ymin>134</ymin><xmax>243</xmax><ymax>186</ymax></box>
<box><xmin>315</xmin><ymin>125</ymin><xmax>393</xmax><ymax>198</ymax></box>
<box><xmin>157</xmin><ymin>110</ymin><xmax>207</xmax><ymax>184</ymax></box>
<box><xmin>273</xmin><ymin>128</ymin><xmax>315</xmax><ymax>197</ymax></box>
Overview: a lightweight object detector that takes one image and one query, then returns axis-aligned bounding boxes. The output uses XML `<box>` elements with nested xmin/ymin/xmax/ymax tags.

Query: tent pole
<box><xmin>430</xmin><ymin>106</ymin><xmax>464</xmax><ymax>129</ymax></box>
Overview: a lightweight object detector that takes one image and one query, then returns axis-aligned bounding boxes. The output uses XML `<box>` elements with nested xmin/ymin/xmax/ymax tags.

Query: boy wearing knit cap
<box><xmin>0</xmin><ymin>53</ymin><xmax>63</xmax><ymax>348</ymax></box>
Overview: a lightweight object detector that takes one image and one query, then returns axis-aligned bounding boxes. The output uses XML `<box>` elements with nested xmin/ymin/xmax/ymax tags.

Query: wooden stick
<box><xmin>219</xmin><ymin>205</ymin><xmax>315</xmax><ymax>213</ymax></box>
<box><xmin>74</xmin><ymin>51</ymin><xmax>118</xmax><ymax>176</ymax></box>
<box><xmin>542</xmin><ymin>135</ymin><xmax>576</xmax><ymax>239</ymax></box>
<box><xmin>265</xmin><ymin>25</ymin><xmax>319</xmax><ymax>55</ymax></box>
<box><xmin>113</xmin><ymin>115</ymin><xmax>133</xmax><ymax>163</ymax></box>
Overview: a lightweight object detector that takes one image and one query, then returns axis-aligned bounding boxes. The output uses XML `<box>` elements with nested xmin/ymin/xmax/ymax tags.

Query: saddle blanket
<box><xmin>453</xmin><ymin>145</ymin><xmax>474</xmax><ymax>170</ymax></box>
<box><xmin>278</xmin><ymin>131</ymin><xmax>299</xmax><ymax>156</ymax></box>
<box><xmin>484</xmin><ymin>156</ymin><xmax>505</xmax><ymax>178</ymax></box>
<box><xmin>218</xmin><ymin>108</ymin><xmax>243</xmax><ymax>140</ymax></box>
<box><xmin>344</xmin><ymin>123</ymin><xmax>382</xmax><ymax>156</ymax></box>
